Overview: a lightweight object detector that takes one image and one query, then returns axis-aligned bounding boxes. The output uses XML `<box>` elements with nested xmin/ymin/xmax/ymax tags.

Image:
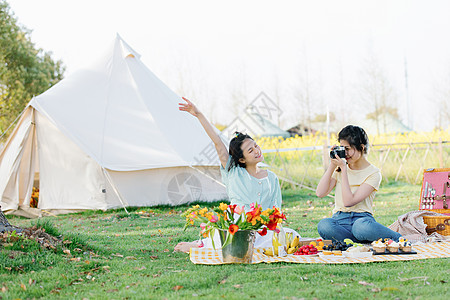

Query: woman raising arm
<box><xmin>179</xmin><ymin>97</ymin><xmax>228</xmax><ymax>169</ymax></box>
<box><xmin>174</xmin><ymin>97</ymin><xmax>298</xmax><ymax>252</ymax></box>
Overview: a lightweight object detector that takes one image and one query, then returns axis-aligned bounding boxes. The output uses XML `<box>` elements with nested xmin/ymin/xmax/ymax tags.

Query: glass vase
<box><xmin>219</xmin><ymin>229</ymin><xmax>256</xmax><ymax>264</ymax></box>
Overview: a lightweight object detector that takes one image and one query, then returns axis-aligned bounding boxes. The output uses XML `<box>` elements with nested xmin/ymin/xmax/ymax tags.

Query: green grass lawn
<box><xmin>1</xmin><ymin>182</ymin><xmax>449</xmax><ymax>299</ymax></box>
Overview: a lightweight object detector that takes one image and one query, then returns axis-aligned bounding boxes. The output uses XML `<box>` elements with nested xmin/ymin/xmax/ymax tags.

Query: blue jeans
<box><xmin>317</xmin><ymin>211</ymin><xmax>402</xmax><ymax>243</ymax></box>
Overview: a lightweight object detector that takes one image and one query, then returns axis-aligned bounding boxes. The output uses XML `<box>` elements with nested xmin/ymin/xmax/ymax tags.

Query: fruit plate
<box><xmin>318</xmin><ymin>253</ymin><xmax>345</xmax><ymax>260</ymax></box>
<box><xmin>293</xmin><ymin>253</ymin><xmax>319</xmax><ymax>257</ymax></box>
<box><xmin>342</xmin><ymin>251</ymin><xmax>373</xmax><ymax>258</ymax></box>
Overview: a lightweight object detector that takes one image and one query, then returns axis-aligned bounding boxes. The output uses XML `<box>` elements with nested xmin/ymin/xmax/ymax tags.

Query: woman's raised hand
<box><xmin>179</xmin><ymin>97</ymin><xmax>200</xmax><ymax>117</ymax></box>
<box><xmin>178</xmin><ymin>96</ymin><xmax>228</xmax><ymax>168</ymax></box>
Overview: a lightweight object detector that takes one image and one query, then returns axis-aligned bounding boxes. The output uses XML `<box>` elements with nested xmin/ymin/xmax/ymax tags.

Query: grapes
<box><xmin>323</xmin><ymin>241</ymin><xmax>351</xmax><ymax>251</ymax></box>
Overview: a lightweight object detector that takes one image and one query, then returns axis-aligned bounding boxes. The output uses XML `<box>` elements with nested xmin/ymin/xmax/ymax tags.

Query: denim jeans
<box><xmin>317</xmin><ymin>211</ymin><xmax>402</xmax><ymax>243</ymax></box>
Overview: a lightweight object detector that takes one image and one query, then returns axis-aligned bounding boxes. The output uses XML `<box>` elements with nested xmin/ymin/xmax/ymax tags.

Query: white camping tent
<box><xmin>0</xmin><ymin>35</ymin><xmax>227</xmax><ymax>217</ymax></box>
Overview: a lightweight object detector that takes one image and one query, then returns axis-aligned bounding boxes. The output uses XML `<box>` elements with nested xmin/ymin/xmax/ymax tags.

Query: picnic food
<box><xmin>294</xmin><ymin>244</ymin><xmax>318</xmax><ymax>255</ymax></box>
<box><xmin>386</xmin><ymin>239</ymin><xmax>400</xmax><ymax>253</ymax></box>
<box><xmin>309</xmin><ymin>239</ymin><xmax>325</xmax><ymax>250</ymax></box>
<box><xmin>343</xmin><ymin>245</ymin><xmax>373</xmax><ymax>258</ymax></box>
<box><xmin>321</xmin><ymin>241</ymin><xmax>349</xmax><ymax>256</ymax></box>
<box><xmin>372</xmin><ymin>239</ymin><xmax>386</xmax><ymax>253</ymax></box>
<box><xmin>264</xmin><ymin>231</ymin><xmax>300</xmax><ymax>256</ymax></box>
<box><xmin>399</xmin><ymin>238</ymin><xmax>412</xmax><ymax>252</ymax></box>
<box><xmin>286</xmin><ymin>232</ymin><xmax>300</xmax><ymax>254</ymax></box>
<box><xmin>264</xmin><ymin>248</ymin><xmax>275</xmax><ymax>256</ymax></box>
<box><xmin>322</xmin><ymin>240</ymin><xmax>351</xmax><ymax>251</ymax></box>
<box><xmin>346</xmin><ymin>245</ymin><xmax>370</xmax><ymax>253</ymax></box>
<box><xmin>343</xmin><ymin>238</ymin><xmax>368</xmax><ymax>252</ymax></box>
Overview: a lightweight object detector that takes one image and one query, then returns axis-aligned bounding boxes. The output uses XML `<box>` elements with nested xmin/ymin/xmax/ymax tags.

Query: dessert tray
<box><xmin>319</xmin><ymin>251</ymin><xmax>373</xmax><ymax>259</ymax></box>
<box><xmin>372</xmin><ymin>249</ymin><xmax>417</xmax><ymax>255</ymax></box>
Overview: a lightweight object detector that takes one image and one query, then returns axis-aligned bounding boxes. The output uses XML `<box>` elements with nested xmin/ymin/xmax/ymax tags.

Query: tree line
<box><xmin>0</xmin><ymin>0</ymin><xmax>64</xmax><ymax>137</ymax></box>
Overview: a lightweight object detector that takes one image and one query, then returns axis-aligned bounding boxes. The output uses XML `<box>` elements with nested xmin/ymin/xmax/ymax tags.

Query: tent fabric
<box><xmin>107</xmin><ymin>166</ymin><xmax>226</xmax><ymax>207</ymax></box>
<box><xmin>30</xmin><ymin>35</ymin><xmax>220</xmax><ymax>171</ymax></box>
<box><xmin>34</xmin><ymin>110</ymin><xmax>116</xmax><ymax>210</ymax></box>
<box><xmin>0</xmin><ymin>107</ymin><xmax>36</xmax><ymax>211</ymax></box>
<box><xmin>0</xmin><ymin>35</ymin><xmax>227</xmax><ymax>216</ymax></box>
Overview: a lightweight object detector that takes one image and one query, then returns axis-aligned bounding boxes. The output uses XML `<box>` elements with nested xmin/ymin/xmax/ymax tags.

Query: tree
<box><xmin>0</xmin><ymin>1</ymin><xmax>65</xmax><ymax>135</ymax></box>
<box><xmin>358</xmin><ymin>46</ymin><xmax>397</xmax><ymax>135</ymax></box>
<box><xmin>432</xmin><ymin>68</ymin><xmax>450</xmax><ymax>130</ymax></box>
<box><xmin>334</xmin><ymin>56</ymin><xmax>353</xmax><ymax>129</ymax></box>
<box><xmin>229</xmin><ymin>64</ymin><xmax>248</xmax><ymax>118</ymax></box>
<box><xmin>313</xmin><ymin>112</ymin><xmax>336</xmax><ymax>123</ymax></box>
<box><xmin>270</xmin><ymin>70</ymin><xmax>283</xmax><ymax>128</ymax></box>
<box><xmin>293</xmin><ymin>49</ymin><xmax>317</xmax><ymax>134</ymax></box>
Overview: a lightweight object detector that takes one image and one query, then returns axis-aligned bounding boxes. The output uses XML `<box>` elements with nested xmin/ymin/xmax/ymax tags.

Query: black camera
<box><xmin>330</xmin><ymin>146</ymin><xmax>346</xmax><ymax>159</ymax></box>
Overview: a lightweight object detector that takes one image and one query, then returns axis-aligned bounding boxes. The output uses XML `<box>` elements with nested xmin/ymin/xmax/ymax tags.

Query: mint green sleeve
<box><xmin>219</xmin><ymin>155</ymin><xmax>233</xmax><ymax>186</ymax></box>
<box><xmin>272</xmin><ymin>173</ymin><xmax>282</xmax><ymax>209</ymax></box>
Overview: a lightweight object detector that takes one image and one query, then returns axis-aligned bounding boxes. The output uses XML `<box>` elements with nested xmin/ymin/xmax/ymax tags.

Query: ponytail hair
<box><xmin>338</xmin><ymin>125</ymin><xmax>369</xmax><ymax>154</ymax></box>
<box><xmin>228</xmin><ymin>131</ymin><xmax>253</xmax><ymax>171</ymax></box>
<box><xmin>335</xmin><ymin>125</ymin><xmax>369</xmax><ymax>172</ymax></box>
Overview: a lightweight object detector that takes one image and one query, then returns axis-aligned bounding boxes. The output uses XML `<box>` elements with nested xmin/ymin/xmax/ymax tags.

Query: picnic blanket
<box><xmin>190</xmin><ymin>241</ymin><xmax>450</xmax><ymax>265</ymax></box>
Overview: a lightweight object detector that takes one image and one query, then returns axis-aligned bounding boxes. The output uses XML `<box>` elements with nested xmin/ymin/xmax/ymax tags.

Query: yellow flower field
<box><xmin>256</xmin><ymin>129</ymin><xmax>450</xmax><ymax>187</ymax></box>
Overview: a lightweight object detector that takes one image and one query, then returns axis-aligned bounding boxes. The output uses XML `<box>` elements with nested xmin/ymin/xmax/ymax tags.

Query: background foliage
<box><xmin>0</xmin><ymin>0</ymin><xmax>64</xmax><ymax>135</ymax></box>
<box><xmin>257</xmin><ymin>129</ymin><xmax>450</xmax><ymax>188</ymax></box>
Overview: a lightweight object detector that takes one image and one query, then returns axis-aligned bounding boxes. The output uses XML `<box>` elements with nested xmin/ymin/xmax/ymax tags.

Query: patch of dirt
<box><xmin>1</xmin><ymin>226</ymin><xmax>63</xmax><ymax>250</ymax></box>
<box><xmin>23</xmin><ymin>226</ymin><xmax>63</xmax><ymax>250</ymax></box>
<box><xmin>6</xmin><ymin>250</ymin><xmax>27</xmax><ymax>258</ymax></box>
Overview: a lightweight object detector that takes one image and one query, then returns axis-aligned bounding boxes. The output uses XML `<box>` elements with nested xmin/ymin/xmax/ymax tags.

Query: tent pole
<box><xmin>101</xmin><ymin>168</ymin><xmax>129</xmax><ymax>215</ymax></box>
<box><xmin>0</xmin><ymin>104</ymin><xmax>29</xmax><ymax>141</ymax></box>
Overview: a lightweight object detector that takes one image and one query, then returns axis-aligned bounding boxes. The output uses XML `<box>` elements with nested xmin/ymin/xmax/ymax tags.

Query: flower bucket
<box><xmin>219</xmin><ymin>230</ymin><xmax>256</xmax><ymax>264</ymax></box>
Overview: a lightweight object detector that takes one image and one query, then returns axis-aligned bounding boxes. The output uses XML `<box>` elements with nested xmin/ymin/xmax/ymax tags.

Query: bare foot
<box><xmin>174</xmin><ymin>241</ymin><xmax>200</xmax><ymax>253</ymax></box>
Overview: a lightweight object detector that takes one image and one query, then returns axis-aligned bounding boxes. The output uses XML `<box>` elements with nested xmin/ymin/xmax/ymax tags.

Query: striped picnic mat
<box><xmin>189</xmin><ymin>241</ymin><xmax>450</xmax><ymax>265</ymax></box>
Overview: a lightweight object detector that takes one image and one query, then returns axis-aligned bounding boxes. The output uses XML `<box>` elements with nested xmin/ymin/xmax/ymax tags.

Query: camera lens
<box><xmin>330</xmin><ymin>146</ymin><xmax>346</xmax><ymax>159</ymax></box>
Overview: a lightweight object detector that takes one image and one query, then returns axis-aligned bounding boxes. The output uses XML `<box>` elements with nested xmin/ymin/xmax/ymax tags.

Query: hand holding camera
<box><xmin>330</xmin><ymin>145</ymin><xmax>347</xmax><ymax>172</ymax></box>
<box><xmin>330</xmin><ymin>146</ymin><xmax>346</xmax><ymax>159</ymax></box>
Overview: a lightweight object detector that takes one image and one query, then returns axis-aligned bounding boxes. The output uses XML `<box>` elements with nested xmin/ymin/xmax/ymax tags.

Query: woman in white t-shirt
<box><xmin>315</xmin><ymin>125</ymin><xmax>402</xmax><ymax>243</ymax></box>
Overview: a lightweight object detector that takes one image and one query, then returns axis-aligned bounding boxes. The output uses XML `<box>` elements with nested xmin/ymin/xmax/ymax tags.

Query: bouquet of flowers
<box><xmin>30</xmin><ymin>187</ymin><xmax>39</xmax><ymax>208</ymax></box>
<box><xmin>182</xmin><ymin>202</ymin><xmax>286</xmax><ymax>248</ymax></box>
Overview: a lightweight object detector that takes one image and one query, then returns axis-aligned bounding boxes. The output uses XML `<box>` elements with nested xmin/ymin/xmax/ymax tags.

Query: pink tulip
<box><xmin>234</xmin><ymin>205</ymin><xmax>244</xmax><ymax>215</ymax></box>
<box><xmin>210</xmin><ymin>215</ymin><xmax>219</xmax><ymax>223</ymax></box>
<box><xmin>200</xmin><ymin>223</ymin><xmax>207</xmax><ymax>230</ymax></box>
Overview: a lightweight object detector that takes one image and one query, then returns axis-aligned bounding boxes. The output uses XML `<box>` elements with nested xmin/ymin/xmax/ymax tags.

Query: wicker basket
<box><xmin>421</xmin><ymin>208</ymin><xmax>450</xmax><ymax>215</ymax></box>
<box><xmin>423</xmin><ymin>215</ymin><xmax>450</xmax><ymax>236</ymax></box>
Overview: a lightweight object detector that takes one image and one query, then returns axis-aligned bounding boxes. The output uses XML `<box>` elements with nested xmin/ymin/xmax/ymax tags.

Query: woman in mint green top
<box><xmin>221</xmin><ymin>155</ymin><xmax>282</xmax><ymax>211</ymax></box>
<box><xmin>174</xmin><ymin>97</ymin><xmax>295</xmax><ymax>253</ymax></box>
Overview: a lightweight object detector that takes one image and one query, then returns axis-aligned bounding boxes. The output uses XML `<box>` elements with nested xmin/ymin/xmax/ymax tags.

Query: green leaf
<box><xmin>221</xmin><ymin>231</ymin><xmax>234</xmax><ymax>248</ymax></box>
<box><xmin>260</xmin><ymin>215</ymin><xmax>269</xmax><ymax>223</ymax></box>
<box><xmin>210</xmin><ymin>228</ymin><xmax>216</xmax><ymax>250</ymax></box>
<box><xmin>236</xmin><ymin>214</ymin><xmax>244</xmax><ymax>227</ymax></box>
<box><xmin>227</xmin><ymin>210</ymin><xmax>234</xmax><ymax>223</ymax></box>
